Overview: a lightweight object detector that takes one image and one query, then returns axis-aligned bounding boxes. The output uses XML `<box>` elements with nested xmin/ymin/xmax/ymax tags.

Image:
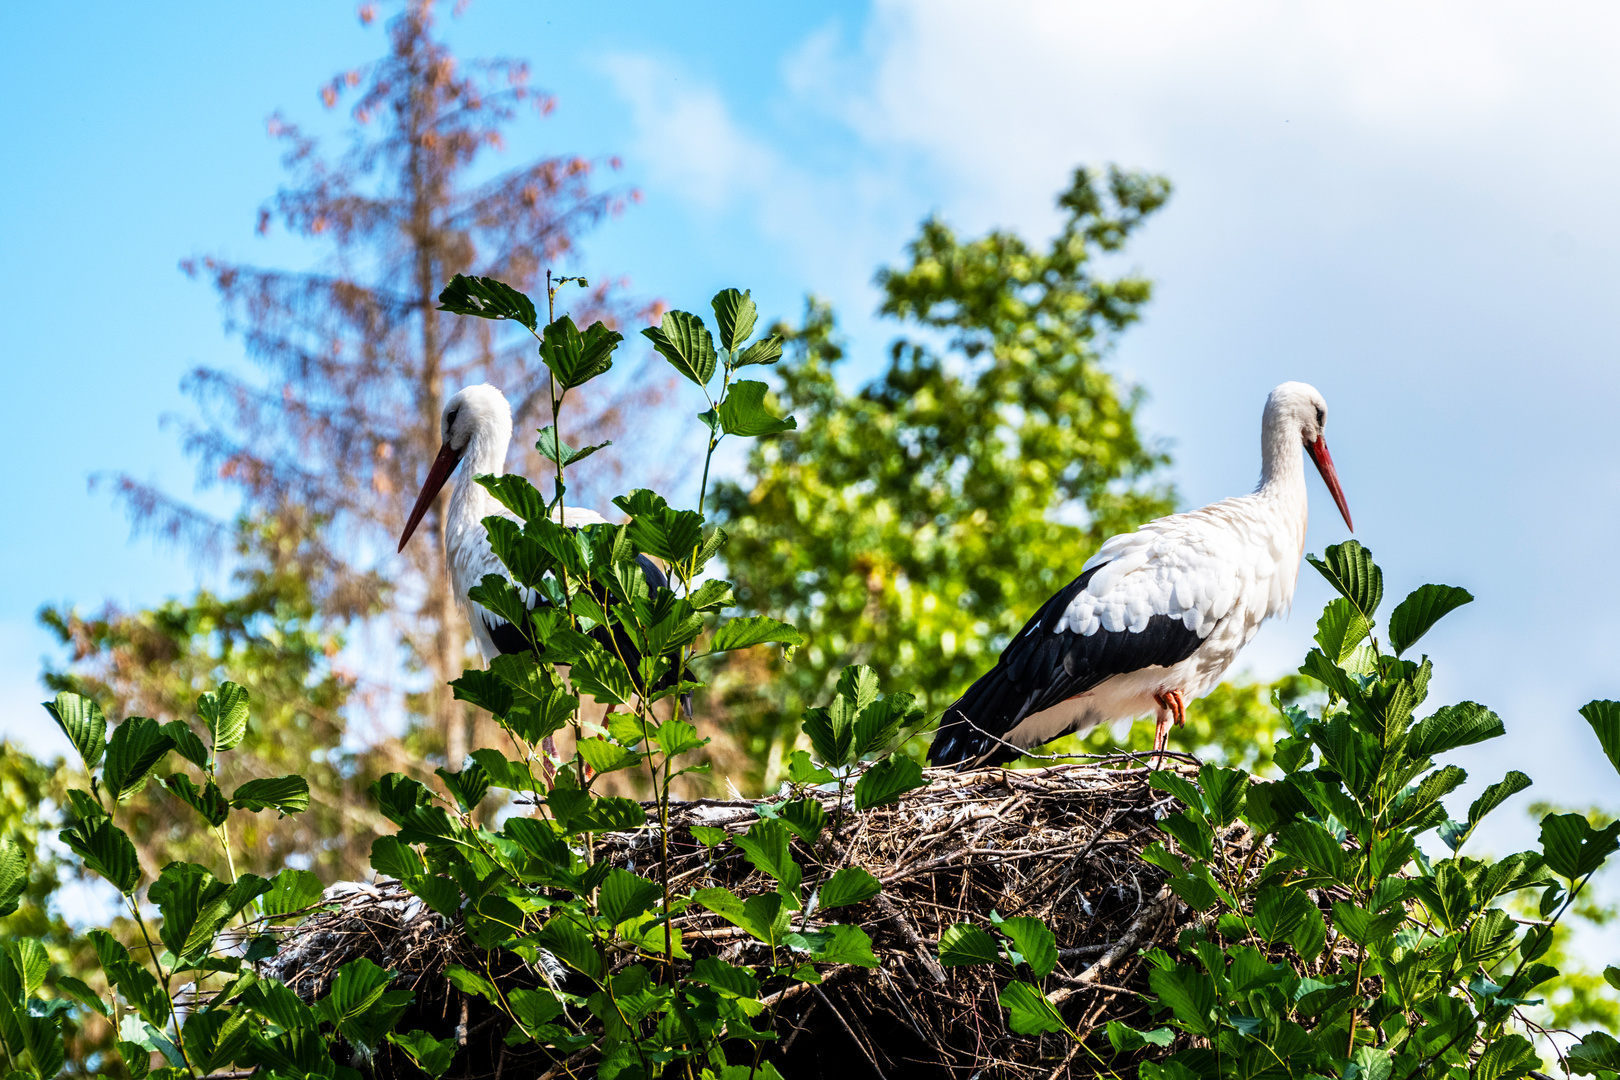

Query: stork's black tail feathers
<box><xmin>927</xmin><ymin>666</ymin><xmax>1032</xmax><ymax>769</ymax></box>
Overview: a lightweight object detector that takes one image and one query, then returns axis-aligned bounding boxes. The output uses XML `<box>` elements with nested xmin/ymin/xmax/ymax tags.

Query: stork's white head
<box><xmin>398</xmin><ymin>383</ymin><xmax>513</xmax><ymax>553</ymax></box>
<box><xmin>1263</xmin><ymin>381</ymin><xmax>1353</xmax><ymax>532</ymax></box>
<box><xmin>442</xmin><ymin>383</ymin><xmax>511</xmax><ymax>452</ymax></box>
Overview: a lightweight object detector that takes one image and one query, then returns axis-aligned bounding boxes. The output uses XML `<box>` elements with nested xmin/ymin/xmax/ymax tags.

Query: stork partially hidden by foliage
<box><xmin>928</xmin><ymin>382</ymin><xmax>1355</xmax><ymax>769</ymax></box>
<box><xmin>396</xmin><ymin>383</ymin><xmax>670</xmax><ymax>681</ymax></box>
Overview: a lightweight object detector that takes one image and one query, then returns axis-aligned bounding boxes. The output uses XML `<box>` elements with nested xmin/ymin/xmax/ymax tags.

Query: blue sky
<box><xmin>3</xmin><ymin>1</ymin><xmax>1619</xmax><ymax>860</ymax></box>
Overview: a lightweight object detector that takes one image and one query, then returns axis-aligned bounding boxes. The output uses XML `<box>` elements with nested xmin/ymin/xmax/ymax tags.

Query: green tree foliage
<box><xmin>41</xmin><ymin>512</ymin><xmax>383</xmax><ymax>883</ymax></box>
<box><xmin>712</xmin><ymin>167</ymin><xmax>1178</xmax><ymax>771</ymax></box>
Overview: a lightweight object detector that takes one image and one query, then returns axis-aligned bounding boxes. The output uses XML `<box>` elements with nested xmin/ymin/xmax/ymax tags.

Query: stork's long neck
<box><xmin>1252</xmin><ymin>416</ymin><xmax>1310</xmax><ymax>610</ymax></box>
<box><xmin>447</xmin><ymin>419</ymin><xmax>509</xmax><ymax>549</ymax></box>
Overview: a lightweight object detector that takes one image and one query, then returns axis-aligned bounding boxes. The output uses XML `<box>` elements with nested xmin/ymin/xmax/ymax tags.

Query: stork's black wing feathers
<box><xmin>927</xmin><ymin>564</ymin><xmax>1204</xmax><ymax>769</ymax></box>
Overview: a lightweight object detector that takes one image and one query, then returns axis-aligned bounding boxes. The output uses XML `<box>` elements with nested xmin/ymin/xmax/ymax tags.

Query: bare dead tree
<box><xmin>108</xmin><ymin>0</ymin><xmax>666</xmax><ymax>766</ymax></box>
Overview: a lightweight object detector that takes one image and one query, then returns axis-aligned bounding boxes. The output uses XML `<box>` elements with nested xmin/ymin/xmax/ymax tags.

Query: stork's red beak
<box><xmin>1306</xmin><ymin>436</ymin><xmax>1354</xmax><ymax>532</ymax></box>
<box><xmin>398</xmin><ymin>441</ymin><xmax>463</xmax><ymax>552</ymax></box>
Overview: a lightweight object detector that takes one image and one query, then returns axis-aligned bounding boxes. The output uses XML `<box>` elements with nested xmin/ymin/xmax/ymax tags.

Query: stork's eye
<box><xmin>447</xmin><ymin>409</ymin><xmax>460</xmax><ymax>429</ymax></box>
<box><xmin>1315</xmin><ymin>407</ymin><xmax>1325</xmax><ymax>425</ymax></box>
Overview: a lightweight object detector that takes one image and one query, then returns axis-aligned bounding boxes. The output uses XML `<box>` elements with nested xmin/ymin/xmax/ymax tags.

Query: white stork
<box><xmin>927</xmin><ymin>381</ymin><xmax>1354</xmax><ymax>769</ymax></box>
<box><xmin>396</xmin><ymin>383</ymin><xmax>669</xmax><ymax>675</ymax></box>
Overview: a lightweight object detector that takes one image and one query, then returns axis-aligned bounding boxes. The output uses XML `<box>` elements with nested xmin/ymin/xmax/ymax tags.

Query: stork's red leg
<box><xmin>1150</xmin><ymin>689</ymin><xmax>1188</xmax><ymax>769</ymax></box>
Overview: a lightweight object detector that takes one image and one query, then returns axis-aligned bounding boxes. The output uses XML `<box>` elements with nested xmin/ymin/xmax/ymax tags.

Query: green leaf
<box><xmin>1314</xmin><ymin>598</ymin><xmax>1371</xmax><ymax>664</ymax></box>
<box><xmin>467</xmin><ymin>749</ymin><xmax>536</xmax><ymax>793</ymax></box>
<box><xmin>1105</xmin><ymin>1021</ymin><xmax>1175</xmax><ymax>1053</ymax></box>
<box><xmin>689</xmin><ymin>957</ymin><xmax>759</xmax><ymax>999</ymax></box>
<box><xmin>1252</xmin><ymin>885</ymin><xmax>1324</xmax><ymax>960</ymax></box>
<box><xmin>599</xmin><ymin>869</ymin><xmax>662</xmax><ymax>925</ymax></box>
<box><xmin>1468</xmin><ymin>771</ymin><xmax>1532</xmax><ymax>829</ymax></box>
<box><xmin>313</xmin><ymin>958</ymin><xmax>413</xmax><ymax>1052</ymax></box>
<box><xmin>197</xmin><ymin>682</ymin><xmax>250</xmax><ymax>753</ymax></box>
<box><xmin>1197</xmin><ymin>764</ymin><xmax>1249</xmax><ymax>827</ymax></box>
<box><xmin>642</xmin><ymin>309</ymin><xmax>717</xmax><ymax>387</ymax></box>
<box><xmin>1579</xmin><ymin>700</ymin><xmax>1620</xmax><ymax>778</ymax></box>
<box><xmin>388</xmin><ymin>1030</ymin><xmax>459</xmax><ymax>1079</ymax></box>
<box><xmin>787</xmin><ymin>749</ymin><xmax>835</xmax><ymax>786</ymax></box>
<box><xmin>779</xmin><ymin>798</ymin><xmax>828</xmax><ymax>844</ymax></box>
<box><xmin>853</xmin><ymin>693</ymin><xmax>924</xmax><ymax>758</ymax></box>
<box><xmin>854</xmin><ymin>753</ymin><xmax>925</xmax><ymax>809</ymax></box>
<box><xmin>475</xmin><ymin>472</ymin><xmax>548</xmax><ymax>525</ymax></box>
<box><xmin>717</xmin><ymin>380</ymin><xmax>796</xmax><ymax>437</ymax></box>
<box><xmin>0</xmin><ymin>838</ymin><xmax>29</xmax><ymax>918</ymax></box>
<box><xmin>1330</xmin><ymin>902</ymin><xmax>1405</xmax><ymax>949</ymax></box>
<box><xmin>1274</xmin><ymin>820</ymin><xmax>1345</xmax><ymax>880</ymax></box>
<box><xmin>1475</xmin><ymin>1033</ymin><xmax>1538</xmax><ymax>1080</ymax></box>
<box><xmin>44</xmin><ymin>692</ymin><xmax>107</xmax><ymax>769</ymax></box>
<box><xmin>1388</xmin><ymin>584</ymin><xmax>1473</xmax><ymax>656</ymax></box>
<box><xmin>1307</xmin><ymin>540</ymin><xmax>1383</xmax><ymax>618</ymax></box>
<box><xmin>437</xmin><ymin>274</ymin><xmax>536</xmax><ymax>330</ymax></box>
<box><xmin>1540</xmin><ymin>812</ymin><xmax>1620</xmax><ymax>879</ymax></box>
<box><xmin>995</xmin><ymin>916</ymin><xmax>1058</xmax><ymax>980</ymax></box>
<box><xmin>1148</xmin><ymin>965</ymin><xmax>1218</xmax><ymax>1036</ymax></box>
<box><xmin>443</xmin><ymin>964</ymin><xmax>502</xmax><ymax>1005</ymax></box>
<box><xmin>103</xmin><ymin>717</ymin><xmax>175</xmax><ymax>803</ymax></box>
<box><xmin>693</xmin><ymin>886</ymin><xmax>789</xmax><ymax>945</ymax></box>
<box><xmin>688</xmin><ymin>825</ymin><xmax>729</xmax><ymax>848</ymax></box>
<box><xmin>1408</xmin><ymin>701</ymin><xmax>1505</xmax><ymax>759</ymax></box>
<box><xmin>688</xmin><ymin>579</ymin><xmax>735</xmax><ymax>611</ymax></box>
<box><xmin>818</xmin><ymin>866</ymin><xmax>882</xmax><ymax>910</ymax></box>
<box><xmin>231</xmin><ymin>775</ymin><xmax>310</xmax><ymax>815</ymax></box>
<box><xmin>1605</xmin><ymin>965</ymin><xmax>1620</xmax><ymax>993</ymax></box>
<box><xmin>435</xmin><ymin>761</ymin><xmax>490</xmax><ymax>814</ymax></box>
<box><xmin>572</xmin><ymin>796</ymin><xmax>648</xmax><ymax>835</ymax></box>
<box><xmin>163</xmin><ymin>774</ymin><xmax>230</xmax><ymax>827</ymax></box>
<box><xmin>708</xmin><ymin>614</ymin><xmax>803</xmax><ymax>653</ymax></box>
<box><xmin>183</xmin><ymin>1006</ymin><xmax>254</xmax><ymax>1075</ymax></box>
<box><xmin>785</xmin><ymin>923</ymin><xmax>880</xmax><ymax>967</ymax></box>
<box><xmin>54</xmin><ymin>974</ymin><xmax>109</xmax><ymax>1017</ymax></box>
<box><xmin>1569</xmin><ymin>1031</ymin><xmax>1620</xmax><ymax>1076</ymax></box>
<box><xmin>576</xmin><ymin>736</ymin><xmax>644</xmax><ymax>775</ymax></box>
<box><xmin>506</xmin><ymin>987</ymin><xmax>565</xmax><ymax>1037</ymax></box>
<box><xmin>938</xmin><ymin>923</ymin><xmax>1002</xmax><ymax>967</ymax></box>
<box><xmin>711</xmin><ymin>288</ymin><xmax>759</xmax><ymax>351</ymax></box>
<box><xmin>733</xmin><ymin>819</ymin><xmax>802</xmax><ymax>902</ymax></box>
<box><xmin>539</xmin><ymin>315</ymin><xmax>621</xmax><ymax>389</ymax></box>
<box><xmin>998</xmin><ymin>980</ymin><xmax>1067</xmax><ymax>1035</ymax></box>
<box><xmin>263</xmin><ymin>868</ymin><xmax>324</xmax><ymax>923</ymax></box>
<box><xmin>60</xmin><ymin>817</ymin><xmax>141</xmax><ymax>893</ymax></box>
<box><xmin>7</xmin><ymin>938</ymin><xmax>47</xmax><ymax>996</ymax></box>
<box><xmin>161</xmin><ymin>721</ymin><xmax>209</xmax><ymax>770</ymax></box>
<box><xmin>734</xmin><ymin>334</ymin><xmax>784</xmax><ymax>368</ymax></box>
<box><xmin>534</xmin><ymin>426</ymin><xmax>611</xmax><ymax>468</ymax></box>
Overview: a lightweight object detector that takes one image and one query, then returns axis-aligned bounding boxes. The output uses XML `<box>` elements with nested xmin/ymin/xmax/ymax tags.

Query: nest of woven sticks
<box><xmin>262</xmin><ymin>756</ymin><xmax>1273</xmax><ymax>1079</ymax></box>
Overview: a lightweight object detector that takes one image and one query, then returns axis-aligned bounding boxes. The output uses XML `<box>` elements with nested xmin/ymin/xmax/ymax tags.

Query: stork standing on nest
<box><xmin>396</xmin><ymin>382</ymin><xmax>670</xmax><ymax>681</ymax></box>
<box><xmin>927</xmin><ymin>381</ymin><xmax>1355</xmax><ymax>770</ymax></box>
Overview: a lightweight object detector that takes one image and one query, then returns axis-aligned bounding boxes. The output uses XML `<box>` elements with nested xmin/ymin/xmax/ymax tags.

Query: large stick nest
<box><xmin>263</xmin><ymin>759</ymin><xmax>1233</xmax><ymax>1079</ymax></box>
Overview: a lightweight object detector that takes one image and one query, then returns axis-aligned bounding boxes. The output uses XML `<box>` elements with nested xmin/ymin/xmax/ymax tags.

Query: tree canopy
<box><xmin>712</xmin><ymin>167</ymin><xmax>1179</xmax><ymax>775</ymax></box>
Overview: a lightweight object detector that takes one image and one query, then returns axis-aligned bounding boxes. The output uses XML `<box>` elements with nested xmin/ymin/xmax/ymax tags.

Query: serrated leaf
<box><xmin>533</xmin><ymin>425</ymin><xmax>611</xmax><ymax>468</ymax></box>
<box><xmin>1148</xmin><ymin>966</ymin><xmax>1218</xmax><ymax>1036</ymax></box>
<box><xmin>599</xmin><ymin>869</ymin><xmax>662</xmax><ymax>925</ymax></box>
<box><xmin>1540</xmin><ymin>812</ymin><xmax>1620</xmax><ymax>879</ymax></box>
<box><xmin>939</xmin><ymin>923</ymin><xmax>1001</xmax><ymax>966</ymax></box>
<box><xmin>539</xmin><ymin>315</ymin><xmax>621</xmax><ymax>389</ymax></box>
<box><xmin>1307</xmin><ymin>540</ymin><xmax>1383</xmax><ymax>618</ymax></box>
<box><xmin>313</xmin><ymin>957</ymin><xmax>411</xmax><ymax>1052</ymax></box>
<box><xmin>996</xmin><ymin>916</ymin><xmax>1058</xmax><ymax>980</ymax></box>
<box><xmin>734</xmin><ymin>819</ymin><xmax>802</xmax><ymax>902</ymax></box>
<box><xmin>1468</xmin><ymin>771</ymin><xmax>1532</xmax><ymax>829</ymax></box>
<box><xmin>854</xmin><ymin>753</ymin><xmax>924</xmax><ymax>809</ymax></box>
<box><xmin>779</xmin><ymin>799</ymin><xmax>828</xmax><ymax>844</ymax></box>
<box><xmin>163</xmin><ymin>774</ymin><xmax>230</xmax><ymax>827</ymax></box>
<box><xmin>642</xmin><ymin>310</ymin><xmax>717</xmax><ymax>387</ymax></box>
<box><xmin>161</xmin><ymin>721</ymin><xmax>209</xmax><ymax>769</ymax></box>
<box><xmin>693</xmin><ymin>886</ymin><xmax>788</xmax><ymax>945</ymax></box>
<box><xmin>998</xmin><ymin>979</ymin><xmax>1066</xmax><ymax>1035</ymax></box>
<box><xmin>708</xmin><ymin>614</ymin><xmax>803</xmax><ymax>653</ymax></box>
<box><xmin>689</xmin><ymin>956</ymin><xmax>759</xmax><ymax>998</ymax></box>
<box><xmin>437</xmin><ymin>274</ymin><xmax>536</xmax><ymax>330</ymax></box>
<box><xmin>61</xmin><ymin>817</ymin><xmax>141</xmax><ymax>893</ymax></box>
<box><xmin>818</xmin><ymin>866</ymin><xmax>882</xmax><ymax>910</ymax></box>
<box><xmin>7</xmin><ymin>937</ymin><xmax>47</xmax><ymax>996</ymax></box>
<box><xmin>230</xmin><ymin>775</ymin><xmax>310</xmax><ymax>815</ymax></box>
<box><xmin>0</xmin><ymin>838</ymin><xmax>29</xmax><ymax>918</ymax></box>
<box><xmin>1314</xmin><ymin>598</ymin><xmax>1371</xmax><ymax>665</ymax></box>
<box><xmin>576</xmin><ymin>736</ymin><xmax>643</xmax><ymax>775</ymax></box>
<box><xmin>734</xmin><ymin>334</ymin><xmax>783</xmax><ymax>368</ymax></box>
<box><xmin>44</xmin><ymin>692</ymin><xmax>106</xmax><ymax>769</ymax></box>
<box><xmin>1569</xmin><ymin>1030</ymin><xmax>1620</xmax><ymax>1076</ymax></box>
<box><xmin>1106</xmin><ymin>1021</ymin><xmax>1175</xmax><ymax>1053</ymax></box>
<box><xmin>388</xmin><ymin>1029</ymin><xmax>458</xmax><ymax>1079</ymax></box>
<box><xmin>103</xmin><ymin>717</ymin><xmax>175</xmax><ymax>803</ymax></box>
<box><xmin>1388</xmin><ymin>584</ymin><xmax>1473</xmax><ymax>656</ymax></box>
<box><xmin>711</xmin><ymin>288</ymin><xmax>758</xmax><ymax>351</ymax></box>
<box><xmin>1408</xmin><ymin>701</ymin><xmax>1504</xmax><ymax>759</ymax></box>
<box><xmin>263</xmin><ymin>868</ymin><xmax>324</xmax><ymax>923</ymax></box>
<box><xmin>717</xmin><ymin>380</ymin><xmax>796</xmax><ymax>437</ymax></box>
<box><xmin>1580</xmin><ymin>699</ymin><xmax>1620</xmax><ymax>778</ymax></box>
<box><xmin>787</xmin><ymin>922</ymin><xmax>879</xmax><ymax>967</ymax></box>
<box><xmin>55</xmin><ymin>974</ymin><xmax>109</xmax><ymax>1017</ymax></box>
<box><xmin>197</xmin><ymin>683</ymin><xmax>250</xmax><ymax>753</ymax></box>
